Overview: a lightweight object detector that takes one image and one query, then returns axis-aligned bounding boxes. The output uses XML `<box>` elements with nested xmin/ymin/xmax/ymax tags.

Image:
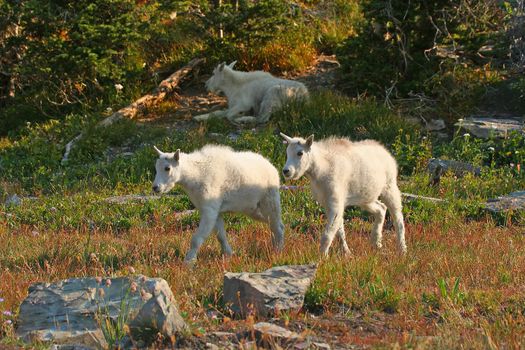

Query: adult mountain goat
<box><xmin>152</xmin><ymin>144</ymin><xmax>285</xmax><ymax>264</ymax></box>
<box><xmin>280</xmin><ymin>133</ymin><xmax>407</xmax><ymax>256</ymax></box>
<box><xmin>194</xmin><ymin>61</ymin><xmax>308</xmax><ymax>124</ymax></box>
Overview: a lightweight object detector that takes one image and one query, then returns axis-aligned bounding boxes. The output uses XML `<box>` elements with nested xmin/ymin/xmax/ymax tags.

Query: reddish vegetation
<box><xmin>1</xmin><ymin>216</ymin><xmax>524</xmax><ymax>347</ymax></box>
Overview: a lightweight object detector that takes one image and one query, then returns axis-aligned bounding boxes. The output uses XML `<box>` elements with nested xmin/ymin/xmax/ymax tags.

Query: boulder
<box><xmin>223</xmin><ymin>264</ymin><xmax>317</xmax><ymax>316</ymax></box>
<box><xmin>455</xmin><ymin>117</ymin><xmax>524</xmax><ymax>139</ymax></box>
<box><xmin>16</xmin><ymin>275</ymin><xmax>188</xmax><ymax>349</ymax></box>
<box><xmin>427</xmin><ymin>158</ymin><xmax>481</xmax><ymax>185</ymax></box>
<box><xmin>485</xmin><ymin>191</ymin><xmax>525</xmax><ymax>213</ymax></box>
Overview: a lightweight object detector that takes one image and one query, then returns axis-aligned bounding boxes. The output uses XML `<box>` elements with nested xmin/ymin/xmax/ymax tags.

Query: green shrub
<box><xmin>336</xmin><ymin>0</ymin><xmax>507</xmax><ymax>104</ymax></box>
<box><xmin>0</xmin><ymin>0</ymin><xmax>184</xmax><ymax>135</ymax></box>
<box><xmin>273</xmin><ymin>91</ymin><xmax>420</xmax><ymax>146</ymax></box>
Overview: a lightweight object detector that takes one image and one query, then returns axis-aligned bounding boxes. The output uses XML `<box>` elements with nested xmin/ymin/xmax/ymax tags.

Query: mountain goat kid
<box><xmin>152</xmin><ymin>144</ymin><xmax>285</xmax><ymax>264</ymax></box>
<box><xmin>194</xmin><ymin>61</ymin><xmax>308</xmax><ymax>124</ymax></box>
<box><xmin>280</xmin><ymin>133</ymin><xmax>407</xmax><ymax>256</ymax></box>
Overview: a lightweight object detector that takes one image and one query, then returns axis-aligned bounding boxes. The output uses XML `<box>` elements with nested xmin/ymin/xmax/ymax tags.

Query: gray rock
<box><xmin>485</xmin><ymin>191</ymin><xmax>525</xmax><ymax>212</ymax></box>
<box><xmin>205</xmin><ymin>342</ymin><xmax>220</xmax><ymax>350</ymax></box>
<box><xmin>16</xmin><ymin>275</ymin><xmax>188</xmax><ymax>348</ymax></box>
<box><xmin>425</xmin><ymin>119</ymin><xmax>446</xmax><ymax>131</ymax></box>
<box><xmin>401</xmin><ymin>193</ymin><xmax>445</xmax><ymax>203</ymax></box>
<box><xmin>104</xmin><ymin>194</ymin><xmax>164</xmax><ymax>204</ymax></box>
<box><xmin>223</xmin><ymin>264</ymin><xmax>317</xmax><ymax>316</ymax></box>
<box><xmin>252</xmin><ymin>322</ymin><xmax>330</xmax><ymax>348</ymax></box>
<box><xmin>253</xmin><ymin>322</ymin><xmax>300</xmax><ymax>343</ymax></box>
<box><xmin>455</xmin><ymin>117</ymin><xmax>524</xmax><ymax>138</ymax></box>
<box><xmin>294</xmin><ymin>340</ymin><xmax>332</xmax><ymax>349</ymax></box>
<box><xmin>427</xmin><ymin>158</ymin><xmax>481</xmax><ymax>185</ymax></box>
<box><xmin>5</xmin><ymin>194</ymin><xmax>21</xmax><ymax>206</ymax></box>
<box><xmin>103</xmin><ymin>194</ymin><xmax>180</xmax><ymax>204</ymax></box>
<box><xmin>211</xmin><ymin>331</ymin><xmax>237</xmax><ymax>340</ymax></box>
<box><xmin>51</xmin><ymin>345</ymin><xmax>95</xmax><ymax>350</ymax></box>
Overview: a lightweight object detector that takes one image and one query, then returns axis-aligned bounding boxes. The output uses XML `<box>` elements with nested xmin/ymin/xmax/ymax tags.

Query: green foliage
<box><xmin>392</xmin><ymin>131</ymin><xmax>433</xmax><ymax>175</ymax></box>
<box><xmin>310</xmin><ymin>0</ymin><xmax>362</xmax><ymax>54</ymax></box>
<box><xmin>95</xmin><ymin>282</ymin><xmax>135</xmax><ymax>349</ymax></box>
<box><xmin>274</xmin><ymin>91</ymin><xmax>420</xmax><ymax>146</ymax></box>
<box><xmin>435</xmin><ymin>131</ymin><xmax>525</xmax><ymax>169</ymax></box>
<box><xmin>437</xmin><ymin>277</ymin><xmax>465</xmax><ymax>305</ymax></box>
<box><xmin>336</xmin><ymin>0</ymin><xmax>509</xmax><ymax>117</ymax></box>
<box><xmin>0</xmin><ymin>0</ymin><xmax>183</xmax><ymax>135</ymax></box>
<box><xmin>197</xmin><ymin>0</ymin><xmax>316</xmax><ymax>72</ymax></box>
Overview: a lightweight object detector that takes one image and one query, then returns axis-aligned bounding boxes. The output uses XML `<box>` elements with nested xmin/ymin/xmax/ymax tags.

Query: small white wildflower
<box><xmin>510</xmin><ymin>163</ymin><xmax>515</xmax><ymax>168</ymax></box>
<box><xmin>114</xmin><ymin>83</ymin><xmax>124</xmax><ymax>91</ymax></box>
<box><xmin>105</xmin><ymin>107</ymin><xmax>113</xmax><ymax>113</ymax></box>
<box><xmin>516</xmin><ymin>150</ymin><xmax>520</xmax><ymax>154</ymax></box>
<box><xmin>422</xmin><ymin>136</ymin><xmax>427</xmax><ymax>140</ymax></box>
<box><xmin>457</xmin><ymin>118</ymin><xmax>464</xmax><ymax>122</ymax></box>
<box><xmin>463</xmin><ymin>133</ymin><xmax>470</xmax><ymax>137</ymax></box>
<box><xmin>488</xmin><ymin>147</ymin><xmax>495</xmax><ymax>152</ymax></box>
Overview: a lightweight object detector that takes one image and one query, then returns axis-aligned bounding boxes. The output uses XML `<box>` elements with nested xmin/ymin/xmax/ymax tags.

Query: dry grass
<box><xmin>1</xmin><ymin>214</ymin><xmax>524</xmax><ymax>348</ymax></box>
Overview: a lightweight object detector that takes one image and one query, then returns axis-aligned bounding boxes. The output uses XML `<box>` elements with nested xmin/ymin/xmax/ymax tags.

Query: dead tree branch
<box><xmin>61</xmin><ymin>57</ymin><xmax>205</xmax><ymax>164</ymax></box>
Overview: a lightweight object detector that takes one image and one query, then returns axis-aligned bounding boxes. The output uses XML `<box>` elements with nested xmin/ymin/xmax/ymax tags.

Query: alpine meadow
<box><xmin>1</xmin><ymin>1</ymin><xmax>525</xmax><ymax>349</ymax></box>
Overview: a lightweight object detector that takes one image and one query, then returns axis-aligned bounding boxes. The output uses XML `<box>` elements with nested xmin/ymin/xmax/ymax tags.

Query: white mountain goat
<box><xmin>152</xmin><ymin>144</ymin><xmax>285</xmax><ymax>264</ymax></box>
<box><xmin>194</xmin><ymin>61</ymin><xmax>309</xmax><ymax>124</ymax></box>
<box><xmin>280</xmin><ymin>133</ymin><xmax>407</xmax><ymax>256</ymax></box>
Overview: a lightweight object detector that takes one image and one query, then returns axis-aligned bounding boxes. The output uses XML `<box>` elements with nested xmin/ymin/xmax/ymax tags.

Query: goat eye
<box><xmin>297</xmin><ymin>151</ymin><xmax>303</xmax><ymax>157</ymax></box>
<box><xmin>164</xmin><ymin>166</ymin><xmax>170</xmax><ymax>172</ymax></box>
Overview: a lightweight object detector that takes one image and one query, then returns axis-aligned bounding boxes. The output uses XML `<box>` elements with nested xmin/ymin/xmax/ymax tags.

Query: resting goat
<box><xmin>194</xmin><ymin>61</ymin><xmax>308</xmax><ymax>124</ymax></box>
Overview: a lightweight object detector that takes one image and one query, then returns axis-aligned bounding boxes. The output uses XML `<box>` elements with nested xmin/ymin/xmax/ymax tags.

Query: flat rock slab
<box><xmin>223</xmin><ymin>264</ymin><xmax>317</xmax><ymax>316</ymax></box>
<box><xmin>104</xmin><ymin>194</ymin><xmax>166</xmax><ymax>204</ymax></box>
<box><xmin>485</xmin><ymin>191</ymin><xmax>525</xmax><ymax>212</ymax></box>
<box><xmin>4</xmin><ymin>194</ymin><xmax>38</xmax><ymax>206</ymax></box>
<box><xmin>16</xmin><ymin>275</ymin><xmax>187</xmax><ymax>349</ymax></box>
<box><xmin>253</xmin><ymin>322</ymin><xmax>300</xmax><ymax>346</ymax></box>
<box><xmin>456</xmin><ymin>117</ymin><xmax>524</xmax><ymax>138</ymax></box>
<box><xmin>401</xmin><ymin>193</ymin><xmax>445</xmax><ymax>203</ymax></box>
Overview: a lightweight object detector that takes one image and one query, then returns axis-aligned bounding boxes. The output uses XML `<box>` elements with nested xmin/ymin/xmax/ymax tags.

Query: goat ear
<box><xmin>153</xmin><ymin>145</ymin><xmax>163</xmax><ymax>156</ymax></box>
<box><xmin>279</xmin><ymin>132</ymin><xmax>293</xmax><ymax>144</ymax></box>
<box><xmin>228</xmin><ymin>61</ymin><xmax>237</xmax><ymax>69</ymax></box>
<box><xmin>219</xmin><ymin>62</ymin><xmax>226</xmax><ymax>71</ymax></box>
<box><xmin>174</xmin><ymin>149</ymin><xmax>180</xmax><ymax>162</ymax></box>
<box><xmin>305</xmin><ymin>134</ymin><xmax>314</xmax><ymax>148</ymax></box>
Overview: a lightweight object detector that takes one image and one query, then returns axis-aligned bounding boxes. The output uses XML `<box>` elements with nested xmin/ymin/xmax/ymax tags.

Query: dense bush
<box><xmin>193</xmin><ymin>0</ymin><xmax>317</xmax><ymax>72</ymax></box>
<box><xmin>336</xmin><ymin>0</ymin><xmax>511</xmax><ymax>117</ymax></box>
<box><xmin>0</xmin><ymin>0</ymin><xmax>181</xmax><ymax>135</ymax></box>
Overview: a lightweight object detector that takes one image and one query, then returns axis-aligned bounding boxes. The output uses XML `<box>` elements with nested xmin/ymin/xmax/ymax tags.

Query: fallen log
<box><xmin>61</xmin><ymin>58</ymin><xmax>205</xmax><ymax>163</ymax></box>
